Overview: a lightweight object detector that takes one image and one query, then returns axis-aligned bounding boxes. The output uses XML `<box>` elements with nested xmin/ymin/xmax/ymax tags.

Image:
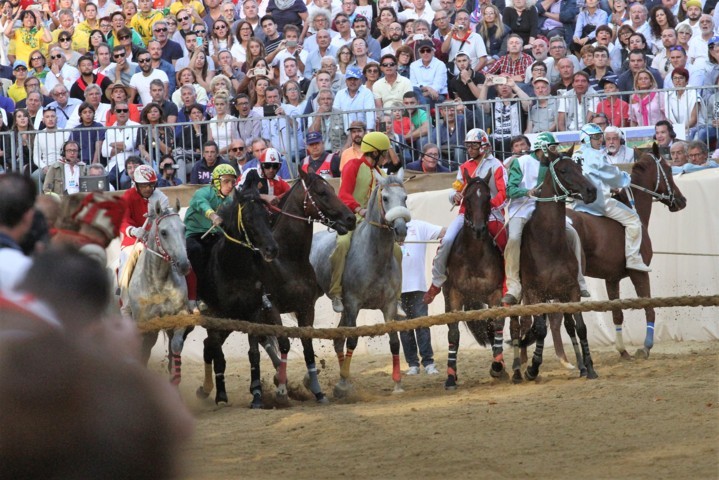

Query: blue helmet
<box><xmin>579</xmin><ymin>123</ymin><xmax>603</xmax><ymax>145</ymax></box>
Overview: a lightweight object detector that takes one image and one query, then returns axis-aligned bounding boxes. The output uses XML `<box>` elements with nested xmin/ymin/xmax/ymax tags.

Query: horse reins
<box><xmin>629</xmin><ymin>153</ymin><xmax>675</xmax><ymax>204</ymax></box>
<box><xmin>533</xmin><ymin>158</ymin><xmax>576</xmax><ymax>203</ymax></box>
<box><xmin>366</xmin><ymin>182</ymin><xmax>404</xmax><ymax>230</ymax></box>
<box><xmin>220</xmin><ymin>202</ymin><xmax>260</xmax><ymax>252</ymax></box>
<box><xmin>266</xmin><ymin>178</ymin><xmax>337</xmax><ymax>229</ymax></box>
<box><xmin>142</xmin><ymin>212</ymin><xmax>182</xmax><ymax>265</ymax></box>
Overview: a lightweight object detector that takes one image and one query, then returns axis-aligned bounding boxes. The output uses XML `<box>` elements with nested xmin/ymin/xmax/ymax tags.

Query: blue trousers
<box><xmin>399</xmin><ymin>291</ymin><xmax>434</xmax><ymax>367</ymax></box>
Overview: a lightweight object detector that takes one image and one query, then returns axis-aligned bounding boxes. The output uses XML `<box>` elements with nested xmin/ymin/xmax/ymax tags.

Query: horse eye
<box><xmin>160</xmin><ymin>230</ymin><xmax>167</xmax><ymax>237</ymax></box>
<box><xmin>382</xmin><ymin>195</ymin><xmax>389</xmax><ymax>202</ymax></box>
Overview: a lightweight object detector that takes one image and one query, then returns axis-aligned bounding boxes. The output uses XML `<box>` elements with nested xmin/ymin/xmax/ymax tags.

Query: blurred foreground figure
<box><xmin>0</xmin><ymin>333</ymin><xmax>193</xmax><ymax>480</ymax></box>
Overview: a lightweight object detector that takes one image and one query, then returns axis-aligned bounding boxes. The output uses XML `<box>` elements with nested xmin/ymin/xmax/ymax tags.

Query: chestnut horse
<box><xmin>567</xmin><ymin>144</ymin><xmax>687</xmax><ymax>359</ymax></box>
<box><xmin>442</xmin><ymin>170</ymin><xmax>506</xmax><ymax>389</ymax></box>
<box><xmin>512</xmin><ymin>150</ymin><xmax>598</xmax><ymax>382</ymax></box>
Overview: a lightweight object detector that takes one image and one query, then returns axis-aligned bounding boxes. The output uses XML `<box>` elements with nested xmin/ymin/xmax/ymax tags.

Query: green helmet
<box><xmin>212</xmin><ymin>164</ymin><xmax>237</xmax><ymax>191</ymax></box>
<box><xmin>532</xmin><ymin>132</ymin><xmax>559</xmax><ymax>155</ymax></box>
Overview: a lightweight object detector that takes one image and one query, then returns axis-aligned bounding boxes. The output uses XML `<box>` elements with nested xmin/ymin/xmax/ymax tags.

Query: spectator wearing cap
<box><xmin>484</xmin><ymin>34</ymin><xmax>534</xmax><ymax>86</ymax></box>
<box><xmin>525</xmin><ymin>77</ymin><xmax>558</xmax><ymax>133</ymax></box>
<box><xmin>333</xmin><ymin>65</ymin><xmax>376</xmax><ymax>131</ymax></box>
<box><xmin>339</xmin><ymin>120</ymin><xmax>367</xmax><ymax>172</ymax></box>
<box><xmin>677</xmin><ymin>0</ymin><xmax>702</xmax><ymax>37</ymax></box>
<box><xmin>409</xmin><ymin>39</ymin><xmax>447</xmax><ymax>107</ymax></box>
<box><xmin>663</xmin><ymin>45</ymin><xmax>703</xmax><ymax>88</ymax></box>
<box><xmin>595</xmin><ymin>77</ymin><xmax>630</xmax><ymax>127</ymax></box>
<box><xmin>301</xmin><ymin>131</ymin><xmax>340</xmax><ymax>178</ymax></box>
<box><xmin>8</xmin><ymin>60</ymin><xmax>29</xmax><ymax>104</ymax></box>
<box><xmin>587</xmin><ymin>46</ymin><xmax>617</xmax><ymax>92</ymax></box>
<box><xmin>373</xmin><ymin>54</ymin><xmax>413</xmax><ymax>109</ymax></box>
<box><xmin>665</xmin><ymin>68</ymin><xmax>698</xmax><ymax>131</ymax></box>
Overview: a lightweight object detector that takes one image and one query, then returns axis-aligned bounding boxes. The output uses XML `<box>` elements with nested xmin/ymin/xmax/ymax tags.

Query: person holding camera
<box><xmin>441</xmin><ymin>9</ymin><xmax>488</xmax><ymax>75</ymax></box>
<box><xmin>157</xmin><ymin>155</ymin><xmax>183</xmax><ymax>187</ymax></box>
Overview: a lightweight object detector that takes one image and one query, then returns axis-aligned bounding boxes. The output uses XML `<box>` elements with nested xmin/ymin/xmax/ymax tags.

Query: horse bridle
<box><xmin>267</xmin><ymin>178</ymin><xmax>336</xmax><ymax>229</ymax></box>
<box><xmin>534</xmin><ymin>158</ymin><xmax>575</xmax><ymax>203</ymax></box>
<box><xmin>629</xmin><ymin>153</ymin><xmax>675</xmax><ymax>204</ymax></box>
<box><xmin>220</xmin><ymin>201</ymin><xmax>261</xmax><ymax>252</ymax></box>
<box><xmin>142</xmin><ymin>212</ymin><xmax>182</xmax><ymax>265</ymax></box>
<box><xmin>367</xmin><ymin>182</ymin><xmax>403</xmax><ymax>230</ymax></box>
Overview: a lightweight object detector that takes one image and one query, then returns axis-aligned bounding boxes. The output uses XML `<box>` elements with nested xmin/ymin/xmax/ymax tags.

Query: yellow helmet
<box><xmin>212</xmin><ymin>164</ymin><xmax>237</xmax><ymax>190</ymax></box>
<box><xmin>360</xmin><ymin>131</ymin><xmax>391</xmax><ymax>153</ymax></box>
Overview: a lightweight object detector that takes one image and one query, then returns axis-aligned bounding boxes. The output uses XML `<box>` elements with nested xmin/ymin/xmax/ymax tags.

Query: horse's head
<box><xmin>545</xmin><ymin>146</ymin><xmax>597</xmax><ymax>204</ymax></box>
<box><xmin>298</xmin><ymin>169</ymin><xmax>356</xmax><ymax>235</ymax></box>
<box><xmin>461</xmin><ymin>169</ymin><xmax>492</xmax><ymax>239</ymax></box>
<box><xmin>147</xmin><ymin>199</ymin><xmax>191</xmax><ymax>275</ymax></box>
<box><xmin>371</xmin><ymin>168</ymin><xmax>411</xmax><ymax>241</ymax></box>
<box><xmin>222</xmin><ymin>185</ymin><xmax>279</xmax><ymax>262</ymax></box>
<box><xmin>633</xmin><ymin>143</ymin><xmax>687</xmax><ymax>212</ymax></box>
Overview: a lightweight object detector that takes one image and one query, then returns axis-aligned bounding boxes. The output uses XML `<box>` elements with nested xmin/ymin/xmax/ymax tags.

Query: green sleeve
<box><xmin>507</xmin><ymin>158</ymin><xmax>529</xmax><ymax>199</ymax></box>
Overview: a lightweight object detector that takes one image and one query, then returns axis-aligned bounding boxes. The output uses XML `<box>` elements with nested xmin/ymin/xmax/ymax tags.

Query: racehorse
<box><xmin>195</xmin><ymin>185</ymin><xmax>285</xmax><ymax>408</ymax></box>
<box><xmin>310</xmin><ymin>170</ymin><xmax>411</xmax><ymax>397</ymax></box>
<box><xmin>442</xmin><ymin>170</ymin><xmax>506</xmax><ymax>390</ymax></box>
<box><xmin>124</xmin><ymin>200</ymin><xmax>192</xmax><ymax>384</ymax></box>
<box><xmin>567</xmin><ymin>144</ymin><xmax>687</xmax><ymax>359</ymax></box>
<box><xmin>512</xmin><ymin>149</ymin><xmax>598</xmax><ymax>382</ymax></box>
<box><xmin>263</xmin><ymin>169</ymin><xmax>356</xmax><ymax>403</ymax></box>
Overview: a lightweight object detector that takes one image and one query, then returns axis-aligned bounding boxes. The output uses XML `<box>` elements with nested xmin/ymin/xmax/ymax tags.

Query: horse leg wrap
<box><xmin>336</xmin><ymin>351</ymin><xmax>345</xmax><ymax>369</ymax></box>
<box><xmin>511</xmin><ymin>339</ymin><xmax>521</xmax><ymax>372</ymax></box>
<box><xmin>447</xmin><ymin>345</ymin><xmax>458</xmax><ymax>373</ymax></box>
<box><xmin>571</xmin><ymin>337</ymin><xmax>586</xmax><ymax>374</ymax></box>
<box><xmin>615</xmin><ymin>326</ymin><xmax>626</xmax><ymax>353</ymax></box>
<box><xmin>392</xmin><ymin>354</ymin><xmax>401</xmax><ymax>383</ymax></box>
<box><xmin>340</xmin><ymin>349</ymin><xmax>353</xmax><ymax>380</ymax></box>
<box><xmin>278</xmin><ymin>353</ymin><xmax>288</xmax><ymax>386</ymax></box>
<box><xmin>203</xmin><ymin>363</ymin><xmax>214</xmax><ymax>394</ymax></box>
<box><xmin>644</xmin><ymin>322</ymin><xmax>655</xmax><ymax>350</ymax></box>
<box><xmin>492</xmin><ymin>328</ymin><xmax>504</xmax><ymax>364</ymax></box>
<box><xmin>306</xmin><ymin>363</ymin><xmax>323</xmax><ymax>396</ymax></box>
<box><xmin>170</xmin><ymin>353</ymin><xmax>182</xmax><ymax>386</ymax></box>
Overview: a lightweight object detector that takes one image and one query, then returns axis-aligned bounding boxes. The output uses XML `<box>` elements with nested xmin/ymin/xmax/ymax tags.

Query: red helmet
<box><xmin>133</xmin><ymin>165</ymin><xmax>158</xmax><ymax>184</ymax></box>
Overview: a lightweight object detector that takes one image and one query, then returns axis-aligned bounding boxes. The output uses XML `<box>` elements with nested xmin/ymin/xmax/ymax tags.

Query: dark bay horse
<box><xmin>195</xmin><ymin>186</ymin><xmax>286</xmax><ymax>408</ymax></box>
<box><xmin>263</xmin><ymin>169</ymin><xmax>356</xmax><ymax>403</ymax></box>
<box><xmin>514</xmin><ymin>150</ymin><xmax>598</xmax><ymax>382</ymax></box>
<box><xmin>442</xmin><ymin>170</ymin><xmax>506</xmax><ymax>390</ymax></box>
<box><xmin>567</xmin><ymin>144</ymin><xmax>687</xmax><ymax>359</ymax></box>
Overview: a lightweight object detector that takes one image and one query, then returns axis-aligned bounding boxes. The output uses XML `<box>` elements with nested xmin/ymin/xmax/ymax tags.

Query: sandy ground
<box><xmin>166</xmin><ymin>340</ymin><xmax>719</xmax><ymax>480</ymax></box>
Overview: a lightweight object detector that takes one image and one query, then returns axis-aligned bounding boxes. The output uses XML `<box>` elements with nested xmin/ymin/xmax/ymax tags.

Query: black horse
<box><xmin>262</xmin><ymin>169</ymin><xmax>356</xmax><ymax>403</ymax></box>
<box><xmin>195</xmin><ymin>184</ymin><xmax>287</xmax><ymax>408</ymax></box>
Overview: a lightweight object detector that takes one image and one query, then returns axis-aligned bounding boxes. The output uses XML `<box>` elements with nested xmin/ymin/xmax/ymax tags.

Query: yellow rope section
<box><xmin>137</xmin><ymin>295</ymin><xmax>719</xmax><ymax>339</ymax></box>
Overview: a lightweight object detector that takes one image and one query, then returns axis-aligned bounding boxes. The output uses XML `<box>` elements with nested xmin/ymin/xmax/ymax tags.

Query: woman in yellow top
<box><xmin>4</xmin><ymin>9</ymin><xmax>52</xmax><ymax>64</ymax></box>
<box><xmin>170</xmin><ymin>0</ymin><xmax>205</xmax><ymax>17</ymax></box>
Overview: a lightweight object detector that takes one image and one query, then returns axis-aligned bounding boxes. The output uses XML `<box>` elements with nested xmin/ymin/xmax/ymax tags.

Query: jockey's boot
<box><xmin>331</xmin><ymin>296</ymin><xmax>344</xmax><ymax>313</ymax></box>
<box><xmin>580</xmin><ymin>289</ymin><xmax>591</xmax><ymax>298</ymax></box>
<box><xmin>626</xmin><ymin>258</ymin><xmax>652</xmax><ymax>272</ymax></box>
<box><xmin>422</xmin><ymin>284</ymin><xmax>441</xmax><ymax>305</ymax></box>
<box><xmin>501</xmin><ymin>293</ymin><xmax>519</xmax><ymax>305</ymax></box>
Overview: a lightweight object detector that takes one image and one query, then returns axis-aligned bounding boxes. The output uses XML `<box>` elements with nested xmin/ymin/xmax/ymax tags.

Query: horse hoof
<box><xmin>215</xmin><ymin>392</ymin><xmax>229</xmax><ymax>405</ymax></box>
<box><xmin>619</xmin><ymin>350</ymin><xmax>633</xmax><ymax>361</ymax></box>
<box><xmin>579</xmin><ymin>367</ymin><xmax>588</xmax><ymax>378</ymax></box>
<box><xmin>393</xmin><ymin>382</ymin><xmax>404</xmax><ymax>394</ymax></box>
<box><xmin>524</xmin><ymin>367</ymin><xmax>538</xmax><ymax>382</ymax></box>
<box><xmin>275</xmin><ymin>392</ymin><xmax>290</xmax><ymax>407</ymax></box>
<box><xmin>635</xmin><ymin>348</ymin><xmax>650</xmax><ymax>360</ymax></box>
<box><xmin>316</xmin><ymin>393</ymin><xmax>330</xmax><ymax>405</ymax></box>
<box><xmin>333</xmin><ymin>381</ymin><xmax>352</xmax><ymax>399</ymax></box>
<box><xmin>512</xmin><ymin>370</ymin><xmax>523</xmax><ymax>384</ymax></box>
<box><xmin>250</xmin><ymin>394</ymin><xmax>263</xmax><ymax>409</ymax></box>
<box><xmin>489</xmin><ymin>363</ymin><xmax>508</xmax><ymax>380</ymax></box>
<box><xmin>586</xmin><ymin>369</ymin><xmax>599</xmax><ymax>380</ymax></box>
<box><xmin>444</xmin><ymin>375</ymin><xmax>457</xmax><ymax>390</ymax></box>
<box><xmin>196</xmin><ymin>386</ymin><xmax>210</xmax><ymax>400</ymax></box>
<box><xmin>559</xmin><ymin>358</ymin><xmax>576</xmax><ymax>370</ymax></box>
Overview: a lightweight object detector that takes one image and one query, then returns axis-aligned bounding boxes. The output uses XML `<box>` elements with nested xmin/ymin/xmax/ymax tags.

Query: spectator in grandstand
<box><xmin>587</xmin><ymin>46</ymin><xmax>617</xmax><ymax>93</ymax></box>
<box><xmin>25</xmin><ymin>91</ymin><xmax>45</xmax><ymax>130</ymax></box>
<box><xmin>435</xmin><ymin>105</ymin><xmax>466</xmax><ymax>166</ymax></box>
<box><xmin>478</xmin><ymin>75</ymin><xmax>531</xmax><ymax>159</ymax></box>
<box><xmin>546</xmin><ymin>35</ymin><xmax>580</xmax><ymax>84</ymax></box>
<box><xmin>105</xmin><ymin>82</ymin><xmax>141</xmax><ymax>125</ymax></box>
<box><xmin>263</xmin><ymin>85</ymin><xmax>304</xmax><ymax>161</ymax></box>
<box><xmin>8</xmin><ymin>60</ymin><xmax>29</xmax><ymax>104</ymax></box>
<box><xmin>525</xmin><ymin>76</ymin><xmax>558</xmax><ymax>133</ymax></box>
<box><xmin>477</xmin><ymin>5</ymin><xmax>510</xmax><ymax>66</ymax></box>
<box><xmin>536</xmin><ymin>0</ymin><xmax>578</xmax><ymax>47</ymax></box>
<box><xmin>669</xmin><ymin>140</ymin><xmax>688</xmax><ymax>167</ymax></box>
<box><xmin>409</xmin><ymin>40</ymin><xmax>447</xmax><ymax>107</ymax></box>
<box><xmin>333</xmin><ymin>65</ymin><xmax>376</xmax><ymax>130</ymax></box>
<box><xmin>550</xmin><ymin>57</ymin><xmax>575</xmax><ymax>95</ymax></box>
<box><xmin>484</xmin><ymin>34</ymin><xmax>534</xmax><ymax>85</ymax></box>
<box><xmin>380</xmin><ymin>21</ymin><xmax>405</xmax><ymax>57</ymax></box>
<box><xmin>502</xmin><ymin>0</ymin><xmax>538</xmax><ymax>48</ymax></box>
<box><xmin>610</xmin><ymin>24</ymin><xmax>635</xmax><ymax>72</ymax></box>
<box><xmin>137</xmin><ymin>102</ymin><xmax>175</xmax><ymax>165</ymax></box>
<box><xmin>111</xmin><ymin>43</ymin><xmax>139</xmax><ymax>86</ymax></box>
<box><xmin>616</xmin><ymin>50</ymin><xmax>663</xmax><ymax>98</ymax></box>
<box><xmin>107</xmin><ymin>11</ymin><xmax>143</xmax><ymax>48</ymax></box>
<box><xmin>0</xmin><ymin>172</ymin><xmax>36</xmax><ymax>292</ymax></box>
<box><xmin>674</xmin><ymin>24</ymin><xmax>705</xmax><ymax>70</ymax></box>
<box><xmin>677</xmin><ymin>0</ymin><xmax>702</xmax><ymax>36</ymax></box>
<box><xmin>523</xmin><ymin>59</ymin><xmax>547</xmax><ymax>86</ymax></box>
<box><xmin>233</xmin><ymin>93</ymin><xmax>262</xmax><ymax>141</ymax></box>
<box><xmin>42</xmin><ymin>140</ymin><xmax>86</xmax><ymax>195</ymax></box>
<box><xmin>629</xmin><ymin>69</ymin><xmax>666</xmax><ymax>127</ymax></box>
<box><xmin>33</xmin><ymin>109</ymin><xmax>69</xmax><ymax>183</ymax></box>
<box><xmin>691</xmin><ymin>75</ymin><xmax>719</xmax><ymax>143</ymax></box>
<box><xmin>578</xmin><ymin>44</ymin><xmax>595</xmax><ymax>72</ymax></box>
<box><xmin>69</xmin><ymin>102</ymin><xmax>105</xmax><ymax>165</ymax></box>
<box><xmin>152</xmin><ymin>20</ymin><xmax>183</xmax><ymax>67</ymax></box>
<box><xmin>5</xmin><ymin>9</ymin><xmax>52</xmax><ymax>65</ymax></box>
<box><xmin>102</xmin><ymin>101</ymin><xmax>140</xmax><ymax>182</ymax></box>
<box><xmin>648</xmin><ymin>6</ymin><xmax>678</xmax><ymax>55</ymax></box>
<box><xmin>353</xmin><ymin>15</ymin><xmax>381</xmax><ymax>62</ymax></box>
<box><xmin>651</xmin><ymin>27</ymin><xmax>678</xmax><ymax>77</ymax></box>
<box><xmin>11</xmin><ymin>109</ymin><xmax>33</xmax><ymax>172</ymax></box>
<box><xmin>625</xmin><ymin>32</ymin><xmax>654</xmax><ymax>70</ymax></box>
<box><xmin>190</xmin><ymin>140</ymin><xmax>232</xmax><ymax>184</ymax></box>
<box><xmin>663</xmin><ymin>45</ymin><xmax>703</xmax><ymax>88</ymax></box>
<box><xmin>226</xmin><ymin>139</ymin><xmax>250</xmax><ymax>174</ymax></box>
<box><xmin>589</xmin><ymin>112</ymin><xmax>609</xmax><ymax>131</ymax></box>
<box><xmin>307</xmin><ymin>88</ymin><xmax>345</xmax><ymax>152</ymax></box>
<box><xmin>665</xmin><ymin>67</ymin><xmax>698</xmax><ymax>130</ymax></box>
<box><xmin>395</xmin><ymin>45</ymin><xmax>413</xmax><ymax>79</ymax></box>
<box><xmin>157</xmin><ymin>155</ymin><xmax>183</xmax><ymax>187</ymax></box>
<box><xmin>603</xmin><ymin>126</ymin><xmax>634</xmax><ymax>164</ymax></box>
<box><xmin>304</xmin><ymin>29</ymin><xmax>337</xmax><ymax>77</ymax></box>
<box><xmin>172</xmin><ymin>67</ymin><xmax>209</xmax><ymax>107</ymax></box>
<box><xmin>406</xmin><ymin>19</ymin><xmax>444</xmax><ymax>62</ymax></box>
<box><xmin>405</xmin><ymin>142</ymin><xmax>449</xmax><ymax>172</ymax></box>
<box><xmin>442</xmin><ymin>9</ymin><xmax>488</xmax><ymax>74</ymax></box>
<box><xmin>178</xmin><ymin>103</ymin><xmax>210</xmax><ymax>158</ymax></box>
<box><xmin>47</xmin><ymin>84</ymin><xmax>81</xmax><ymax>130</ymax></box>
<box><xmin>149</xmin><ymin>80</ymin><xmax>178</xmax><ymax>124</ymax></box>
<box><xmin>571</xmin><ymin>0</ymin><xmax>608</xmax><ymax>55</ymax></box>
<box><xmin>70</xmin><ymin>55</ymin><xmax>112</xmax><ymax>104</ymax></box>
<box><xmin>27</xmin><ymin>49</ymin><xmax>49</xmax><ymax>84</ymax></box>
<box><xmin>557</xmin><ymin>71</ymin><xmax>598</xmax><ymax>131</ymax></box>
<box><xmin>373</xmin><ymin>54</ymin><xmax>413</xmax><ymax>109</ymax></box>
<box><xmin>93</xmin><ymin>44</ymin><xmax>114</xmax><ymax>78</ymax></box>
<box><xmin>243</xmin><ymin>137</ymin><xmax>292</xmax><ymax>178</ymax></box>
<box><xmin>531</xmin><ymin>37</ymin><xmax>551</xmax><ymax>63</ymax></box>
<box><xmin>208</xmin><ymin>92</ymin><xmax>239</xmax><ymax>155</ymax></box>
<box><xmin>627</xmin><ymin>3</ymin><xmax>653</xmax><ymax>51</ymax></box>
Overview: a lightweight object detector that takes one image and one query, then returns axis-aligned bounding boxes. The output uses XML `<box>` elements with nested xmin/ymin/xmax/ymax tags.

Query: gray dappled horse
<box><xmin>124</xmin><ymin>199</ymin><xmax>192</xmax><ymax>384</ymax></box>
<box><xmin>310</xmin><ymin>170</ymin><xmax>411</xmax><ymax>397</ymax></box>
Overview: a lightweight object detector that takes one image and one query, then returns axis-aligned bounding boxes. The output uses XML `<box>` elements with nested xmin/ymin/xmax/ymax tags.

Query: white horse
<box><xmin>124</xmin><ymin>199</ymin><xmax>192</xmax><ymax>384</ymax></box>
<box><xmin>310</xmin><ymin>170</ymin><xmax>411</xmax><ymax>397</ymax></box>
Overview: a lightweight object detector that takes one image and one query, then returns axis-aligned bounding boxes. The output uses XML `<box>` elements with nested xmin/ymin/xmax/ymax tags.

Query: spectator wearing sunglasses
<box><xmin>226</xmin><ymin>139</ymin><xmax>251</xmax><ymax>174</ymax></box>
<box><xmin>107</xmin><ymin>11</ymin><xmax>145</xmax><ymax>49</ymax></box>
<box><xmin>373</xmin><ymin>54</ymin><xmax>413</xmax><ymax>109</ymax></box>
<box><xmin>44</xmin><ymin>46</ymin><xmax>81</xmax><ymax>94</ymax></box>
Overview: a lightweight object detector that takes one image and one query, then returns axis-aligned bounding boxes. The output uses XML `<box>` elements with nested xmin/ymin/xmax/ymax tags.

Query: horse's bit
<box><xmin>629</xmin><ymin>153</ymin><xmax>675</xmax><ymax>204</ymax></box>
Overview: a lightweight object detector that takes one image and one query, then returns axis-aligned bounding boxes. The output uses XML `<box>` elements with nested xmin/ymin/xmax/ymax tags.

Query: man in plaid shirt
<box><xmin>484</xmin><ymin>34</ymin><xmax>534</xmax><ymax>84</ymax></box>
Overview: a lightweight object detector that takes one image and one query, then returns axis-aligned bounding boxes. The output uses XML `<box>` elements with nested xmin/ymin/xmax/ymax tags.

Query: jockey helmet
<box><xmin>260</xmin><ymin>147</ymin><xmax>282</xmax><ymax>166</ymax></box>
<box><xmin>465</xmin><ymin>128</ymin><xmax>490</xmax><ymax>146</ymax></box>
<box><xmin>360</xmin><ymin>131</ymin><xmax>391</xmax><ymax>153</ymax></box>
<box><xmin>212</xmin><ymin>164</ymin><xmax>237</xmax><ymax>190</ymax></box>
<box><xmin>579</xmin><ymin>123</ymin><xmax>603</xmax><ymax>145</ymax></box>
<box><xmin>532</xmin><ymin>132</ymin><xmax>559</xmax><ymax>155</ymax></box>
<box><xmin>133</xmin><ymin>165</ymin><xmax>157</xmax><ymax>184</ymax></box>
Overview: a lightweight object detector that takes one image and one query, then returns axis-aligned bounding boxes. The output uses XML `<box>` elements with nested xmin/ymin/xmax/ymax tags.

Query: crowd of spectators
<box><xmin>0</xmin><ymin>0</ymin><xmax>717</xmax><ymax>191</ymax></box>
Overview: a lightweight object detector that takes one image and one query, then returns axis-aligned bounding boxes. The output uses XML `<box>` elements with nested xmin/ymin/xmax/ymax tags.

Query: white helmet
<box><xmin>465</xmin><ymin>128</ymin><xmax>490</xmax><ymax>145</ymax></box>
<box><xmin>133</xmin><ymin>164</ymin><xmax>157</xmax><ymax>184</ymax></box>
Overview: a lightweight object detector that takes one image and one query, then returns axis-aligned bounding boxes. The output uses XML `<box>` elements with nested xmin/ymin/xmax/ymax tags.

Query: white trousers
<box><xmin>430</xmin><ymin>214</ymin><xmax>464</xmax><ymax>287</ymax></box>
<box><xmin>604</xmin><ymin>198</ymin><xmax>644</xmax><ymax>264</ymax></box>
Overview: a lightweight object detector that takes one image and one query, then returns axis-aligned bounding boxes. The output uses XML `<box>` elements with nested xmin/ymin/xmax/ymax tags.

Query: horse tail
<box><xmin>464</xmin><ymin>319</ymin><xmax>493</xmax><ymax>348</ymax></box>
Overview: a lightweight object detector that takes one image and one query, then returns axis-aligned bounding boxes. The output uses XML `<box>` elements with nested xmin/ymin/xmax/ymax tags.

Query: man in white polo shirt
<box><xmin>441</xmin><ymin>8</ymin><xmax>488</xmax><ymax>74</ymax></box>
<box><xmin>373</xmin><ymin>54</ymin><xmax>413</xmax><ymax>108</ymax></box>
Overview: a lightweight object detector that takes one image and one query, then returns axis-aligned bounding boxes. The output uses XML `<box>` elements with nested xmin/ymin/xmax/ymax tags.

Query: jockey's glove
<box><xmin>210</xmin><ymin>213</ymin><xmax>223</xmax><ymax>227</ymax></box>
<box><xmin>129</xmin><ymin>226</ymin><xmax>145</xmax><ymax>239</ymax></box>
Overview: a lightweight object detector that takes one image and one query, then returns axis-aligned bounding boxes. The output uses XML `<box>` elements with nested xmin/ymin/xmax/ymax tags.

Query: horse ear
<box><xmin>373</xmin><ymin>169</ymin><xmax>385</xmax><ymax>185</ymax></box>
<box><xmin>154</xmin><ymin>200</ymin><xmax>162</xmax><ymax>217</ymax></box>
<box><xmin>567</xmin><ymin>144</ymin><xmax>575</xmax><ymax>158</ymax></box>
<box><xmin>396</xmin><ymin>167</ymin><xmax>404</xmax><ymax>183</ymax></box>
<box><xmin>175</xmin><ymin>198</ymin><xmax>181</xmax><ymax>213</ymax></box>
<box><xmin>652</xmin><ymin>142</ymin><xmax>660</xmax><ymax>158</ymax></box>
<box><xmin>483</xmin><ymin>170</ymin><xmax>492</xmax><ymax>185</ymax></box>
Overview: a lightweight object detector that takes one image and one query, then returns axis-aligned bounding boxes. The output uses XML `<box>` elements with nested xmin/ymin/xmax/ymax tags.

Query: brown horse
<box><xmin>567</xmin><ymin>144</ymin><xmax>687</xmax><ymax>359</ymax></box>
<box><xmin>442</xmin><ymin>170</ymin><xmax>506</xmax><ymax>390</ymax></box>
<box><xmin>513</xmin><ymin>149</ymin><xmax>598</xmax><ymax>382</ymax></box>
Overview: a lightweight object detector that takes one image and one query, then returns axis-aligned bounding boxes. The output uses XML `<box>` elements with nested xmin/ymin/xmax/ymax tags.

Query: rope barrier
<box><xmin>137</xmin><ymin>294</ymin><xmax>719</xmax><ymax>339</ymax></box>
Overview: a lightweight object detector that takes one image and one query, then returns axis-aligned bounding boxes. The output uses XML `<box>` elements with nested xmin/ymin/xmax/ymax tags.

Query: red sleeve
<box><xmin>490</xmin><ymin>164</ymin><xmax>507</xmax><ymax>209</ymax></box>
<box><xmin>275</xmin><ymin>179</ymin><xmax>291</xmax><ymax>197</ymax></box>
<box><xmin>119</xmin><ymin>189</ymin><xmax>137</xmax><ymax>241</ymax></box>
<box><xmin>338</xmin><ymin>159</ymin><xmax>362</xmax><ymax>212</ymax></box>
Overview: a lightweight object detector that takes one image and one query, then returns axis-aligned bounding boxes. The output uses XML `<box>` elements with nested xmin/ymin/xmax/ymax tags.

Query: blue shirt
<box><xmin>47</xmin><ymin>98</ymin><xmax>82</xmax><ymax>129</ymax></box>
<box><xmin>332</xmin><ymin>86</ymin><xmax>376</xmax><ymax>131</ymax></box>
<box><xmin>409</xmin><ymin>57</ymin><xmax>448</xmax><ymax>95</ymax></box>
<box><xmin>304</xmin><ymin>45</ymin><xmax>337</xmax><ymax>78</ymax></box>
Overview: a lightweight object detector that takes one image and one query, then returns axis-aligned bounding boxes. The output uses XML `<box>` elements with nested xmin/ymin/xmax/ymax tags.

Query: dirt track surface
<box><xmin>171</xmin><ymin>341</ymin><xmax>719</xmax><ymax>480</ymax></box>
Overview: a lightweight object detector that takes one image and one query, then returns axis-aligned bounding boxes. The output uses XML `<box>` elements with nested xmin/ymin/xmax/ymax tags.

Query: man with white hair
<box><xmin>603</xmin><ymin>126</ymin><xmax>634</xmax><ymax>164</ymax></box>
<box><xmin>302</xmin><ymin>10</ymin><xmax>338</xmax><ymax>54</ymax></box>
<box><xmin>304</xmin><ymin>29</ymin><xmax>336</xmax><ymax>77</ymax></box>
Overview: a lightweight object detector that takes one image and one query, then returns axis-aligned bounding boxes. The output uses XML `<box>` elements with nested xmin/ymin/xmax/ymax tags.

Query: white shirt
<box><xmin>332</xmin><ymin>85</ymin><xmax>377</xmax><ymax>130</ymax></box>
<box><xmin>0</xmin><ymin>248</ymin><xmax>32</xmax><ymax>293</ymax></box>
<box><xmin>447</xmin><ymin>32</ymin><xmax>488</xmax><ymax>72</ymax></box>
<box><xmin>272</xmin><ymin>48</ymin><xmax>309</xmax><ymax>85</ymax></box>
<box><xmin>44</xmin><ymin>64</ymin><xmax>81</xmax><ymax>93</ymax></box>
<box><xmin>397</xmin><ymin>6</ymin><xmax>436</xmax><ymax>24</ymax></box>
<box><xmin>130</xmin><ymin>69</ymin><xmax>170</xmax><ymax>106</ymax></box>
<box><xmin>33</xmin><ymin>129</ymin><xmax>69</xmax><ymax>170</ymax></box>
<box><xmin>605</xmin><ymin>145</ymin><xmax>635</xmax><ymax>165</ymax></box>
<box><xmin>409</xmin><ymin>57</ymin><xmax>448</xmax><ymax>95</ymax></box>
<box><xmin>101</xmin><ymin>120</ymin><xmax>141</xmax><ymax>172</ymax></box>
<box><xmin>401</xmin><ymin>220</ymin><xmax>443</xmax><ymax>293</ymax></box>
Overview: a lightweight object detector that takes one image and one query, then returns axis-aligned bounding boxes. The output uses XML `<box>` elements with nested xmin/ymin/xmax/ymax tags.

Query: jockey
<box><xmin>500</xmin><ymin>132</ymin><xmax>591</xmax><ymax>305</ymax></box>
<box><xmin>573</xmin><ymin>123</ymin><xmax>651</xmax><ymax>272</ymax></box>
<box><xmin>185</xmin><ymin>164</ymin><xmax>238</xmax><ymax>301</ymax></box>
<box><xmin>330</xmin><ymin>131</ymin><xmax>404</xmax><ymax>315</ymax></box>
<box><xmin>117</xmin><ymin>164</ymin><xmax>169</xmax><ymax>283</ymax></box>
<box><xmin>301</xmin><ymin>131</ymin><xmax>340</xmax><ymax>178</ymax></box>
<box><xmin>238</xmin><ymin>147</ymin><xmax>291</xmax><ymax>206</ymax></box>
<box><xmin>423</xmin><ymin>128</ymin><xmax>508</xmax><ymax>305</ymax></box>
